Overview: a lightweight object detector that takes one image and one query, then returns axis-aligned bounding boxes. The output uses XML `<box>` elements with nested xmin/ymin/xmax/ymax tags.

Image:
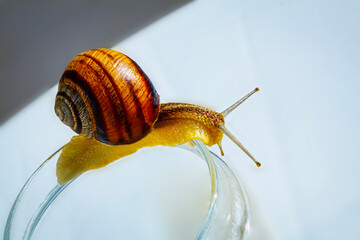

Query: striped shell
<box><xmin>55</xmin><ymin>48</ymin><xmax>160</xmax><ymax>145</ymax></box>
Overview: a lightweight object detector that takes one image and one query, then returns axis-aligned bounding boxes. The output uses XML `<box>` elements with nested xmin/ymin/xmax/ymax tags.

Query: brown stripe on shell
<box><xmin>57</xmin><ymin>82</ymin><xmax>94</xmax><ymax>138</ymax></box>
<box><xmin>78</xmin><ymin>54</ymin><xmax>131</xmax><ymax>143</ymax></box>
<box><xmin>62</xmin><ymin>70</ymin><xmax>109</xmax><ymax>143</ymax></box>
<box><xmin>122</xmin><ymin>75</ymin><xmax>149</xmax><ymax>138</ymax></box>
<box><xmin>128</xmin><ymin>58</ymin><xmax>160</xmax><ymax>125</ymax></box>
<box><xmin>56</xmin><ymin>91</ymin><xmax>82</xmax><ymax>133</ymax></box>
<box><xmin>81</xmin><ymin>52</ymin><xmax>134</xmax><ymax>141</ymax></box>
<box><xmin>93</xmin><ymin>49</ymin><xmax>159</xmax><ymax>130</ymax></box>
<box><xmin>93</xmin><ymin>48</ymin><xmax>115</xmax><ymax>60</ymax></box>
<box><xmin>102</xmin><ymin>51</ymin><xmax>149</xmax><ymax>138</ymax></box>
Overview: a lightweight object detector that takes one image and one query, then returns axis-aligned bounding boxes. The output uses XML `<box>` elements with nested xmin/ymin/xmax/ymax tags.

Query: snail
<box><xmin>55</xmin><ymin>48</ymin><xmax>260</xmax><ymax>184</ymax></box>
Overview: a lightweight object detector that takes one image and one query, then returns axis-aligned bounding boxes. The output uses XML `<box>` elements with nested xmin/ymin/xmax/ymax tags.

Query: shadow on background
<box><xmin>0</xmin><ymin>0</ymin><xmax>191</xmax><ymax>124</ymax></box>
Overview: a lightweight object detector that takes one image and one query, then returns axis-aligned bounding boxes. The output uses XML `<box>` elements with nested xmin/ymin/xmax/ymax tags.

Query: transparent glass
<box><xmin>4</xmin><ymin>140</ymin><xmax>250</xmax><ymax>240</ymax></box>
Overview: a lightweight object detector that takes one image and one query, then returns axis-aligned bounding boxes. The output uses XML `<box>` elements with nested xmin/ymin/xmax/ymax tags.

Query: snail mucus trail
<box><xmin>54</xmin><ymin>48</ymin><xmax>260</xmax><ymax>184</ymax></box>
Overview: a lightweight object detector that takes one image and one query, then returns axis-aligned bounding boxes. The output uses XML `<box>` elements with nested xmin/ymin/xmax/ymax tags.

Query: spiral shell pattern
<box><xmin>55</xmin><ymin>48</ymin><xmax>160</xmax><ymax>145</ymax></box>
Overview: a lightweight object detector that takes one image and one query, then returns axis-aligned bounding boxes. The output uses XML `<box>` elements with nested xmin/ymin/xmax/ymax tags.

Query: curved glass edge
<box><xmin>191</xmin><ymin>140</ymin><xmax>250</xmax><ymax>240</ymax></box>
<box><xmin>4</xmin><ymin>141</ymin><xmax>250</xmax><ymax>240</ymax></box>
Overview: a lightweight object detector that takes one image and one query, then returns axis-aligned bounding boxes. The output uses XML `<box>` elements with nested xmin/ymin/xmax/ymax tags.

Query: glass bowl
<box><xmin>4</xmin><ymin>140</ymin><xmax>250</xmax><ymax>240</ymax></box>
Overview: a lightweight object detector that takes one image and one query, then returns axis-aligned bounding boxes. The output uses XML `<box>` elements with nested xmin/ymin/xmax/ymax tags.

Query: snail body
<box><xmin>57</xmin><ymin>111</ymin><xmax>224</xmax><ymax>184</ymax></box>
<box><xmin>55</xmin><ymin>48</ymin><xmax>260</xmax><ymax>184</ymax></box>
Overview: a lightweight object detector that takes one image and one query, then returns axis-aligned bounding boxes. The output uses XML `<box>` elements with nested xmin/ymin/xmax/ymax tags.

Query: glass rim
<box><xmin>4</xmin><ymin>140</ymin><xmax>250</xmax><ymax>240</ymax></box>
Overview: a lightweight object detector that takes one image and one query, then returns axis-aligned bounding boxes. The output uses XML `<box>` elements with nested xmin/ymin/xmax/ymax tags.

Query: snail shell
<box><xmin>55</xmin><ymin>49</ymin><xmax>160</xmax><ymax>145</ymax></box>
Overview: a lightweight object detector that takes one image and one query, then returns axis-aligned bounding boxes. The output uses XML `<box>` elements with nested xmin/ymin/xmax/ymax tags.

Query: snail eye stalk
<box><xmin>220</xmin><ymin>88</ymin><xmax>260</xmax><ymax>167</ymax></box>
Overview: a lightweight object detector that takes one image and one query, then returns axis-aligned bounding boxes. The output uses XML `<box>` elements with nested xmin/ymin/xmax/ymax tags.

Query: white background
<box><xmin>1</xmin><ymin>0</ymin><xmax>359</xmax><ymax>239</ymax></box>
